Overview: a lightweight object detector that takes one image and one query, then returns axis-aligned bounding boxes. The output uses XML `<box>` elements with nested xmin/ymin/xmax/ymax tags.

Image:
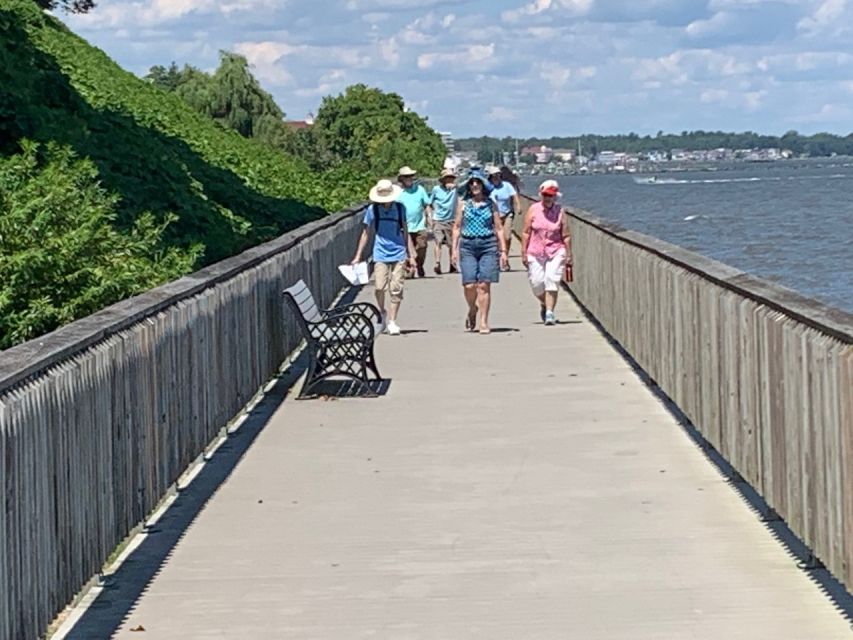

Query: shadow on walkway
<box><xmin>64</xmin><ymin>363</ymin><xmax>302</xmax><ymax>639</ymax></box>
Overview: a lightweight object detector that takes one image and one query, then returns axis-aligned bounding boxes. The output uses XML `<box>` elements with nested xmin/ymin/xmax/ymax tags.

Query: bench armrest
<box><xmin>324</xmin><ymin>302</ymin><xmax>382</xmax><ymax>325</ymax></box>
<box><xmin>308</xmin><ymin>312</ymin><xmax>375</xmax><ymax>343</ymax></box>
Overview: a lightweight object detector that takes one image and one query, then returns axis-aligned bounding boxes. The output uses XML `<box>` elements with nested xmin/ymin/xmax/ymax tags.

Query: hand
<box><xmin>521</xmin><ymin>255</ymin><xmax>529</xmax><ymax>268</ymax></box>
<box><xmin>351</xmin><ymin>256</ymin><xmax>361</xmax><ymax>265</ymax></box>
<box><xmin>566</xmin><ymin>255</ymin><xmax>573</xmax><ymax>266</ymax></box>
<box><xmin>407</xmin><ymin>257</ymin><xmax>417</xmax><ymax>269</ymax></box>
<box><xmin>500</xmin><ymin>251</ymin><xmax>509</xmax><ymax>270</ymax></box>
<box><xmin>451</xmin><ymin>252</ymin><xmax>459</xmax><ymax>269</ymax></box>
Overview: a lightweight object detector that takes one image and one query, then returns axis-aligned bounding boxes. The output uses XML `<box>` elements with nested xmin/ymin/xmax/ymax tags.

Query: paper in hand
<box><xmin>338</xmin><ymin>261</ymin><xmax>370</xmax><ymax>286</ymax></box>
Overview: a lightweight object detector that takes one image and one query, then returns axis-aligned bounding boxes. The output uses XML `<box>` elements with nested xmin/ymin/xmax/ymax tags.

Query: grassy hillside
<box><xmin>0</xmin><ymin>0</ymin><xmax>359</xmax><ymax>265</ymax></box>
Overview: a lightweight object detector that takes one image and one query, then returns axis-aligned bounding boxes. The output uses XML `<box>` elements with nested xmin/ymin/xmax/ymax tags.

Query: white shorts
<box><xmin>527</xmin><ymin>250</ymin><xmax>567</xmax><ymax>296</ymax></box>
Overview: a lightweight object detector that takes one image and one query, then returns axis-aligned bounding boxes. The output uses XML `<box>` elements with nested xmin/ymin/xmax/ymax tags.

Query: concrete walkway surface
<box><xmin>63</xmin><ymin>260</ymin><xmax>853</xmax><ymax>639</ymax></box>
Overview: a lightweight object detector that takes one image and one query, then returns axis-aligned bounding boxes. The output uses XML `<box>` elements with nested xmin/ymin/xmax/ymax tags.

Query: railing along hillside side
<box><xmin>0</xmin><ymin>207</ymin><xmax>364</xmax><ymax>640</ymax></box>
<box><xmin>515</xmin><ymin>194</ymin><xmax>852</xmax><ymax>591</ymax></box>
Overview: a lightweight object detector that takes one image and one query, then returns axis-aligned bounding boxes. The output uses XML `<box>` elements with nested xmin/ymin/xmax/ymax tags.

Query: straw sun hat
<box><xmin>369</xmin><ymin>179</ymin><xmax>403</xmax><ymax>203</ymax></box>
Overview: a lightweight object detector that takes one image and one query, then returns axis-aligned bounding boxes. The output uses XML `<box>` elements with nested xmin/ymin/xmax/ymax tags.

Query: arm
<box><xmin>562</xmin><ymin>211</ymin><xmax>572</xmax><ymax>265</ymax></box>
<box><xmin>352</xmin><ymin>226</ymin><xmax>370</xmax><ymax>264</ymax></box>
<box><xmin>511</xmin><ymin>193</ymin><xmax>521</xmax><ymax>217</ymax></box>
<box><xmin>492</xmin><ymin>205</ymin><xmax>509</xmax><ymax>269</ymax></box>
<box><xmin>520</xmin><ymin>206</ymin><xmax>535</xmax><ymax>267</ymax></box>
<box><xmin>451</xmin><ymin>199</ymin><xmax>464</xmax><ymax>267</ymax></box>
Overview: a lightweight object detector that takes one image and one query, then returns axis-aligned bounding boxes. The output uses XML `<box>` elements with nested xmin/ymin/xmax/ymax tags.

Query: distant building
<box><xmin>439</xmin><ymin>132</ymin><xmax>455</xmax><ymax>153</ymax></box>
<box><xmin>284</xmin><ymin>113</ymin><xmax>314</xmax><ymax>131</ymax></box>
<box><xmin>534</xmin><ymin>145</ymin><xmax>553</xmax><ymax>164</ymax></box>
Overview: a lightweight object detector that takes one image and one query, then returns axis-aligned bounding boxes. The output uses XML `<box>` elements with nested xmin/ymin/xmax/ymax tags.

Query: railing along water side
<box><xmin>0</xmin><ymin>207</ymin><xmax>364</xmax><ymax>640</ymax></box>
<box><xmin>516</xmin><ymin>193</ymin><xmax>852</xmax><ymax>591</ymax></box>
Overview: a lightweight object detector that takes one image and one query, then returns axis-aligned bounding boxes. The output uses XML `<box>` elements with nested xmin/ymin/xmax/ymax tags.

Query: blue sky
<box><xmin>61</xmin><ymin>0</ymin><xmax>853</xmax><ymax>138</ymax></box>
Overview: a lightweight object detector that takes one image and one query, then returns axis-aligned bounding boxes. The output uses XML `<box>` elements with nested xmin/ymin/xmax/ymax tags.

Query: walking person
<box><xmin>520</xmin><ymin>179</ymin><xmax>572</xmax><ymax>326</ymax></box>
<box><xmin>487</xmin><ymin>165</ymin><xmax>521</xmax><ymax>271</ymax></box>
<box><xmin>430</xmin><ymin>168</ymin><xmax>458</xmax><ymax>274</ymax></box>
<box><xmin>451</xmin><ymin>170</ymin><xmax>509</xmax><ymax>334</ymax></box>
<box><xmin>351</xmin><ymin>179</ymin><xmax>417</xmax><ymax>336</ymax></box>
<box><xmin>396</xmin><ymin>166</ymin><xmax>431</xmax><ymax>278</ymax></box>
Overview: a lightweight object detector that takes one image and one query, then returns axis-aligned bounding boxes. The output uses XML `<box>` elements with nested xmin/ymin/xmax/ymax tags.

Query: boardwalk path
<box><xmin>65</xmin><ymin>265</ymin><xmax>852</xmax><ymax>639</ymax></box>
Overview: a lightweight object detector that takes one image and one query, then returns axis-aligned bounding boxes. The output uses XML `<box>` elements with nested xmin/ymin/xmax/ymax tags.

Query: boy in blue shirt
<box><xmin>429</xmin><ymin>168</ymin><xmax>458</xmax><ymax>274</ymax></box>
<box><xmin>487</xmin><ymin>165</ymin><xmax>521</xmax><ymax>271</ymax></box>
<box><xmin>352</xmin><ymin>179</ymin><xmax>417</xmax><ymax>335</ymax></box>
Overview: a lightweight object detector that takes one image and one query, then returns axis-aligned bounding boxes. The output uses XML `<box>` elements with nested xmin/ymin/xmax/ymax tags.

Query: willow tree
<box><xmin>34</xmin><ymin>0</ymin><xmax>95</xmax><ymax>12</ymax></box>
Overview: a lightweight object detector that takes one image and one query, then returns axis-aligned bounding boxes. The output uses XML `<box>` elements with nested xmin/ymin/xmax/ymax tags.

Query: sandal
<box><xmin>478</xmin><ymin>326</ymin><xmax>491</xmax><ymax>335</ymax></box>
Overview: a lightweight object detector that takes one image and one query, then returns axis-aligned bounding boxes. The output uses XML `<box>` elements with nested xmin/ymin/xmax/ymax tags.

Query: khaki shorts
<box><xmin>373</xmin><ymin>261</ymin><xmax>406</xmax><ymax>303</ymax></box>
<box><xmin>432</xmin><ymin>221</ymin><xmax>454</xmax><ymax>246</ymax></box>
<box><xmin>499</xmin><ymin>214</ymin><xmax>514</xmax><ymax>240</ymax></box>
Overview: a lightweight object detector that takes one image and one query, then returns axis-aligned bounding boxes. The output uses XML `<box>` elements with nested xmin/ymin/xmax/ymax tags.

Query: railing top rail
<box><xmin>559</xmin><ymin>201</ymin><xmax>853</xmax><ymax>344</ymax></box>
<box><xmin>0</xmin><ymin>205</ymin><xmax>366</xmax><ymax>393</ymax></box>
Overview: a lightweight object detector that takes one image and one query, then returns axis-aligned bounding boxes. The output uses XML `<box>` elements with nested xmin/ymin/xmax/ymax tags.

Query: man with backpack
<box><xmin>351</xmin><ymin>179</ymin><xmax>417</xmax><ymax>335</ymax></box>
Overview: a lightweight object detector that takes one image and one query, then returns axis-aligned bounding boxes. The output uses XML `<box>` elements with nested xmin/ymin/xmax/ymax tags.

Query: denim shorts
<box><xmin>459</xmin><ymin>236</ymin><xmax>499</xmax><ymax>284</ymax></box>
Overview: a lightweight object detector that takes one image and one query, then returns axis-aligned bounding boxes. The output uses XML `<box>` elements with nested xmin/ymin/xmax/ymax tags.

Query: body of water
<box><xmin>531</xmin><ymin>160</ymin><xmax>852</xmax><ymax>313</ymax></box>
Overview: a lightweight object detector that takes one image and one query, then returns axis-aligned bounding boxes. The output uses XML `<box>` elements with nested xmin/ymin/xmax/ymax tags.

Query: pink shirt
<box><xmin>526</xmin><ymin>201</ymin><xmax>566</xmax><ymax>259</ymax></box>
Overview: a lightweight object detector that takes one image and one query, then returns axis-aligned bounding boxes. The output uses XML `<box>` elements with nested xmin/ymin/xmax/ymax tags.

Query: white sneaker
<box><xmin>544</xmin><ymin>311</ymin><xmax>557</xmax><ymax>326</ymax></box>
<box><xmin>386</xmin><ymin>320</ymin><xmax>401</xmax><ymax>335</ymax></box>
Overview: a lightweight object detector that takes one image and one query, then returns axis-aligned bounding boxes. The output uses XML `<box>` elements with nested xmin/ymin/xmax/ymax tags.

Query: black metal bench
<box><xmin>283</xmin><ymin>280</ymin><xmax>384</xmax><ymax>398</ymax></box>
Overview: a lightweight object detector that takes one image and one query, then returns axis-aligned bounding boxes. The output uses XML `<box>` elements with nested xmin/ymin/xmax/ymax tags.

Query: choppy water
<box><xmin>534</xmin><ymin>160</ymin><xmax>853</xmax><ymax>313</ymax></box>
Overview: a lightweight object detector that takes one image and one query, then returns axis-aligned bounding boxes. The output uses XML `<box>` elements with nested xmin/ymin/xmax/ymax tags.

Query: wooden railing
<box><xmin>516</xmin><ymin>194</ymin><xmax>852</xmax><ymax>591</ymax></box>
<box><xmin>0</xmin><ymin>207</ymin><xmax>364</xmax><ymax>640</ymax></box>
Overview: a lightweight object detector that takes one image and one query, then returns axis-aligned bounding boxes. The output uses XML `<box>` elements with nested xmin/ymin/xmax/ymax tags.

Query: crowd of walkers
<box><xmin>351</xmin><ymin>165</ymin><xmax>572</xmax><ymax>335</ymax></box>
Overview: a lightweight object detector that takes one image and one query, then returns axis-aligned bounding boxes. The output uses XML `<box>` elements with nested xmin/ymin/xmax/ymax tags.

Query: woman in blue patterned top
<box><xmin>451</xmin><ymin>170</ymin><xmax>509</xmax><ymax>334</ymax></box>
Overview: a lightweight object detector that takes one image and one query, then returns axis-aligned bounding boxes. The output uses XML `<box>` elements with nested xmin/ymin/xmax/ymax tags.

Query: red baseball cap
<box><xmin>541</xmin><ymin>185</ymin><xmax>559</xmax><ymax>196</ymax></box>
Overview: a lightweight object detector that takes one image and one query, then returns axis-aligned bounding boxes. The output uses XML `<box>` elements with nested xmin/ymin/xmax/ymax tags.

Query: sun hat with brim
<box><xmin>485</xmin><ymin>164</ymin><xmax>501</xmax><ymax>176</ymax></box>
<box><xmin>369</xmin><ymin>179</ymin><xmax>403</xmax><ymax>203</ymax></box>
<box><xmin>397</xmin><ymin>166</ymin><xmax>417</xmax><ymax>177</ymax></box>
<box><xmin>440</xmin><ymin>168</ymin><xmax>456</xmax><ymax>180</ymax></box>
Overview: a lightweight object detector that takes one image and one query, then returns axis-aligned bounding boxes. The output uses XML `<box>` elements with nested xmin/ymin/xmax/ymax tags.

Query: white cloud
<box><xmin>502</xmin><ymin>0</ymin><xmax>593</xmax><ymax>23</ymax></box>
<box><xmin>417</xmin><ymin>43</ymin><xmax>495</xmax><ymax>70</ymax></box>
<box><xmin>797</xmin><ymin>0</ymin><xmax>847</xmax><ymax>34</ymax></box>
<box><xmin>486</xmin><ymin>106</ymin><xmax>517</xmax><ymax>121</ymax></box>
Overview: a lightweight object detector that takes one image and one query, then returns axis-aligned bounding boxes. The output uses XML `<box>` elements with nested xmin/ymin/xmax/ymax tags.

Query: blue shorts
<box><xmin>459</xmin><ymin>236</ymin><xmax>499</xmax><ymax>284</ymax></box>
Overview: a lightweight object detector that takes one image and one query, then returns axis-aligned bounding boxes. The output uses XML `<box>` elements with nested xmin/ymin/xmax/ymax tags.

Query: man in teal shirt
<box><xmin>429</xmin><ymin>168</ymin><xmax>458</xmax><ymax>274</ymax></box>
<box><xmin>397</xmin><ymin>165</ymin><xmax>432</xmax><ymax>278</ymax></box>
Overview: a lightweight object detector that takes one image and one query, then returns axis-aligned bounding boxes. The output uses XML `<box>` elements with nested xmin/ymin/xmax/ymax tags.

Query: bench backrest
<box><xmin>283</xmin><ymin>280</ymin><xmax>323</xmax><ymax>324</ymax></box>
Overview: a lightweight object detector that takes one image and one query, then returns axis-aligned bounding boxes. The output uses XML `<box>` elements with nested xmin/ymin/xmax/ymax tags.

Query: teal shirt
<box><xmin>397</xmin><ymin>184</ymin><xmax>430</xmax><ymax>232</ymax></box>
<box><xmin>430</xmin><ymin>185</ymin><xmax>457</xmax><ymax>222</ymax></box>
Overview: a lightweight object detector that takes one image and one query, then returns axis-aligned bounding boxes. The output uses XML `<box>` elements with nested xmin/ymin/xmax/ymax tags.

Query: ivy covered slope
<box><xmin>0</xmin><ymin>0</ymin><xmax>359</xmax><ymax>258</ymax></box>
<box><xmin>0</xmin><ymin>0</ymin><xmax>359</xmax><ymax>348</ymax></box>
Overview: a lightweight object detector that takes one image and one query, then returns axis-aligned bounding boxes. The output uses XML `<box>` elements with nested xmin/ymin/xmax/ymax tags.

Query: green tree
<box><xmin>0</xmin><ymin>142</ymin><xmax>198</xmax><ymax>348</ymax></box>
<box><xmin>312</xmin><ymin>84</ymin><xmax>445</xmax><ymax>176</ymax></box>
<box><xmin>33</xmin><ymin>0</ymin><xmax>94</xmax><ymax>12</ymax></box>
<box><xmin>148</xmin><ymin>52</ymin><xmax>287</xmax><ymax>141</ymax></box>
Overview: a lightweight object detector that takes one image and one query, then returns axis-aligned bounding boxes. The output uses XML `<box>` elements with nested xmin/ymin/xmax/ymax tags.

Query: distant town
<box><xmin>439</xmin><ymin>131</ymin><xmax>804</xmax><ymax>175</ymax></box>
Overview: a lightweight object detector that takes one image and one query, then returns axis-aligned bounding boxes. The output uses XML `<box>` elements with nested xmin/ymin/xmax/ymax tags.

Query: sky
<box><xmin>60</xmin><ymin>0</ymin><xmax>853</xmax><ymax>138</ymax></box>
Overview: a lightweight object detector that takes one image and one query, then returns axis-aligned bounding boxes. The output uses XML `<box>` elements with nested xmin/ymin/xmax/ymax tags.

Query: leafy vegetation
<box><xmin>307</xmin><ymin>84</ymin><xmax>445</xmax><ymax>177</ymax></box>
<box><xmin>0</xmin><ymin>142</ymin><xmax>198</xmax><ymax>348</ymax></box>
<box><xmin>458</xmin><ymin>130</ymin><xmax>853</xmax><ymax>160</ymax></box>
<box><xmin>145</xmin><ymin>53</ymin><xmax>291</xmax><ymax>147</ymax></box>
<box><xmin>33</xmin><ymin>0</ymin><xmax>94</xmax><ymax>13</ymax></box>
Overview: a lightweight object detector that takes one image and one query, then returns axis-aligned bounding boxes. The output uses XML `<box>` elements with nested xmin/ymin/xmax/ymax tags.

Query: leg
<box><xmin>543</xmin><ymin>251</ymin><xmax>566</xmax><ymax>324</ymax></box>
<box><xmin>388</xmin><ymin>261</ymin><xmax>406</xmax><ymax>322</ymax></box>
<box><xmin>413</xmin><ymin>231</ymin><xmax>428</xmax><ymax>277</ymax></box>
<box><xmin>477</xmin><ymin>282</ymin><xmax>492</xmax><ymax>333</ymax></box>
<box><xmin>464</xmin><ymin>284</ymin><xmax>478</xmax><ymax>329</ymax></box>
<box><xmin>527</xmin><ymin>257</ymin><xmax>547</xmax><ymax>321</ymax></box>
<box><xmin>503</xmin><ymin>216</ymin><xmax>513</xmax><ymax>264</ymax></box>
<box><xmin>373</xmin><ymin>263</ymin><xmax>390</xmax><ymax>316</ymax></box>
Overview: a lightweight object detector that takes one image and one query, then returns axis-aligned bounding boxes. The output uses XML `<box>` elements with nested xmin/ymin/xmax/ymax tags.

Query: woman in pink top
<box><xmin>520</xmin><ymin>180</ymin><xmax>572</xmax><ymax>325</ymax></box>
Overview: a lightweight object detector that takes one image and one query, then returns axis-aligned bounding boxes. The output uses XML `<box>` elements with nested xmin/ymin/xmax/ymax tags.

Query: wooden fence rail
<box><xmin>0</xmin><ymin>207</ymin><xmax>363</xmax><ymax>640</ymax></box>
<box><xmin>516</xmin><ymin>195</ymin><xmax>852</xmax><ymax>592</ymax></box>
